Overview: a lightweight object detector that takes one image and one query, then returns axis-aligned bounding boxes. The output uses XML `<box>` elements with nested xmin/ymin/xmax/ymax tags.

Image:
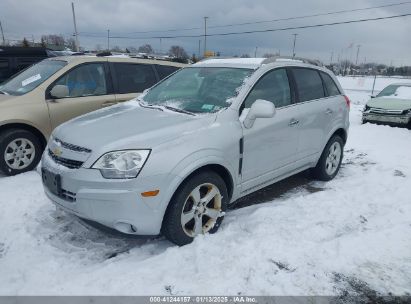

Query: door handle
<box><xmin>325</xmin><ymin>108</ymin><xmax>333</xmax><ymax>115</ymax></box>
<box><xmin>288</xmin><ymin>119</ymin><xmax>299</xmax><ymax>126</ymax></box>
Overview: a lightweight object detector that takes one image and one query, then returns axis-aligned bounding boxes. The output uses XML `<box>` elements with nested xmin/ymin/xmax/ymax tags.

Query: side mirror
<box><xmin>243</xmin><ymin>99</ymin><xmax>276</xmax><ymax>129</ymax></box>
<box><xmin>50</xmin><ymin>85</ymin><xmax>69</xmax><ymax>99</ymax></box>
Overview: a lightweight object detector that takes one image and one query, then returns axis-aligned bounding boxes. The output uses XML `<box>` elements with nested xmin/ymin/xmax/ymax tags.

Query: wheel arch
<box><xmin>177</xmin><ymin>164</ymin><xmax>234</xmax><ymax>202</ymax></box>
<box><xmin>0</xmin><ymin>123</ymin><xmax>48</xmax><ymax>149</ymax></box>
<box><xmin>332</xmin><ymin>128</ymin><xmax>347</xmax><ymax>144</ymax></box>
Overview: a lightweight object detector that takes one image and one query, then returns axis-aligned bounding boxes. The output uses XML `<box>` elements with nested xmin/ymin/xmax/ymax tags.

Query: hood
<box><xmin>54</xmin><ymin>101</ymin><xmax>216</xmax><ymax>152</ymax></box>
<box><xmin>367</xmin><ymin>97</ymin><xmax>411</xmax><ymax>111</ymax></box>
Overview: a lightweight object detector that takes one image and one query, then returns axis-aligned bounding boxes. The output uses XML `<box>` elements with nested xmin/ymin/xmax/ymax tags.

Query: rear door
<box><xmin>290</xmin><ymin>67</ymin><xmax>333</xmax><ymax>163</ymax></box>
<box><xmin>46</xmin><ymin>62</ymin><xmax>116</xmax><ymax>129</ymax></box>
<box><xmin>111</xmin><ymin>62</ymin><xmax>158</xmax><ymax>102</ymax></box>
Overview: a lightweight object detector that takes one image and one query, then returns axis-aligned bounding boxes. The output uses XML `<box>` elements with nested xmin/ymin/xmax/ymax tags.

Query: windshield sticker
<box><xmin>201</xmin><ymin>104</ymin><xmax>214</xmax><ymax>110</ymax></box>
<box><xmin>21</xmin><ymin>74</ymin><xmax>42</xmax><ymax>86</ymax></box>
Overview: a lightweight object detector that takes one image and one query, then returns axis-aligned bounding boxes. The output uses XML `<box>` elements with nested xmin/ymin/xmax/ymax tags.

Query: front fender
<box><xmin>155</xmin><ymin>150</ymin><xmax>238</xmax><ymax>228</ymax></box>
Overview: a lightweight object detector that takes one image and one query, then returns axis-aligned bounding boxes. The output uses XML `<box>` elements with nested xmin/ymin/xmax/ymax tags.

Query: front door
<box><xmin>241</xmin><ymin>68</ymin><xmax>300</xmax><ymax>192</ymax></box>
<box><xmin>46</xmin><ymin>62</ymin><xmax>116</xmax><ymax>129</ymax></box>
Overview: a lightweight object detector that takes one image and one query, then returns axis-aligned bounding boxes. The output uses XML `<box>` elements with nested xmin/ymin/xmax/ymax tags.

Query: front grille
<box><xmin>54</xmin><ymin>138</ymin><xmax>92</xmax><ymax>153</ymax></box>
<box><xmin>48</xmin><ymin>149</ymin><xmax>84</xmax><ymax>169</ymax></box>
<box><xmin>369</xmin><ymin>108</ymin><xmax>405</xmax><ymax>115</ymax></box>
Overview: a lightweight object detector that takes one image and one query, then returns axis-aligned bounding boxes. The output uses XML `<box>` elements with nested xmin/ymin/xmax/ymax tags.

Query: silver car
<box><xmin>41</xmin><ymin>57</ymin><xmax>350</xmax><ymax>246</ymax></box>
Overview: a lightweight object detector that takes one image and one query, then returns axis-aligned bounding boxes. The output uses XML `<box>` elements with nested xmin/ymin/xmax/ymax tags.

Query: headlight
<box><xmin>92</xmin><ymin>150</ymin><xmax>150</xmax><ymax>179</ymax></box>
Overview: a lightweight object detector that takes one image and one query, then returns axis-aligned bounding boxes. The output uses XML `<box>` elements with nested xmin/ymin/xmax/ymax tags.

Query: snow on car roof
<box><xmin>194</xmin><ymin>58</ymin><xmax>265</xmax><ymax>69</ymax></box>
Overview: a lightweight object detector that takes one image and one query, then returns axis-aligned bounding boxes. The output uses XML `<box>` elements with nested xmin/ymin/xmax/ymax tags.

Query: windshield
<box><xmin>142</xmin><ymin>67</ymin><xmax>253</xmax><ymax>113</ymax></box>
<box><xmin>377</xmin><ymin>85</ymin><xmax>411</xmax><ymax>99</ymax></box>
<box><xmin>0</xmin><ymin>59</ymin><xmax>67</xmax><ymax>96</ymax></box>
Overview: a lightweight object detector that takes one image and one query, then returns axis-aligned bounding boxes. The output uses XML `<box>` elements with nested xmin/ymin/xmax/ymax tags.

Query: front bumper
<box><xmin>362</xmin><ymin>112</ymin><xmax>411</xmax><ymax>126</ymax></box>
<box><xmin>41</xmin><ymin>152</ymin><xmax>174</xmax><ymax>235</ymax></box>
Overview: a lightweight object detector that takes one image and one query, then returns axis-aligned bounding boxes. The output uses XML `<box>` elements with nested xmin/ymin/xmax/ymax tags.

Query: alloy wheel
<box><xmin>325</xmin><ymin>142</ymin><xmax>342</xmax><ymax>176</ymax></box>
<box><xmin>4</xmin><ymin>138</ymin><xmax>36</xmax><ymax>170</ymax></box>
<box><xmin>180</xmin><ymin>183</ymin><xmax>223</xmax><ymax>237</ymax></box>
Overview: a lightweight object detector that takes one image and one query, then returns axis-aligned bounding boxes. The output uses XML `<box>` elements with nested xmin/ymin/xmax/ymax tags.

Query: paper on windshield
<box><xmin>21</xmin><ymin>74</ymin><xmax>42</xmax><ymax>86</ymax></box>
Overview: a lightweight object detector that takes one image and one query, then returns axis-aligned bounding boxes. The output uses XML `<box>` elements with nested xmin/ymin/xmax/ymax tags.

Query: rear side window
<box><xmin>292</xmin><ymin>68</ymin><xmax>325</xmax><ymax>102</ymax></box>
<box><xmin>320</xmin><ymin>72</ymin><xmax>340</xmax><ymax>96</ymax></box>
<box><xmin>113</xmin><ymin>63</ymin><xmax>157</xmax><ymax>94</ymax></box>
<box><xmin>155</xmin><ymin>65</ymin><xmax>179</xmax><ymax>80</ymax></box>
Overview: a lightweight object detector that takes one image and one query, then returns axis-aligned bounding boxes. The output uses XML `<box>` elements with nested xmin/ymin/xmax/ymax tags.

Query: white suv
<box><xmin>41</xmin><ymin>57</ymin><xmax>350</xmax><ymax>246</ymax></box>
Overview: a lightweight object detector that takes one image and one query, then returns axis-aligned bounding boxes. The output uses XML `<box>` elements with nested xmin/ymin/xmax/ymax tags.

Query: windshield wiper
<box><xmin>164</xmin><ymin>105</ymin><xmax>196</xmax><ymax>116</ymax></box>
<box><xmin>138</xmin><ymin>101</ymin><xmax>164</xmax><ymax>111</ymax></box>
<box><xmin>0</xmin><ymin>90</ymin><xmax>8</xmax><ymax>95</ymax></box>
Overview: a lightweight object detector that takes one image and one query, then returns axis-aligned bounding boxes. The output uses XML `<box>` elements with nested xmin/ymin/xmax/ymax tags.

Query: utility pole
<box><xmin>107</xmin><ymin>29</ymin><xmax>110</xmax><ymax>51</ymax></box>
<box><xmin>292</xmin><ymin>33</ymin><xmax>298</xmax><ymax>58</ymax></box>
<box><xmin>159</xmin><ymin>38</ymin><xmax>162</xmax><ymax>54</ymax></box>
<box><xmin>330</xmin><ymin>51</ymin><xmax>334</xmax><ymax>65</ymax></box>
<box><xmin>254</xmin><ymin>47</ymin><xmax>258</xmax><ymax>58</ymax></box>
<box><xmin>355</xmin><ymin>44</ymin><xmax>361</xmax><ymax>65</ymax></box>
<box><xmin>71</xmin><ymin>2</ymin><xmax>79</xmax><ymax>51</ymax></box>
<box><xmin>0</xmin><ymin>21</ymin><xmax>5</xmax><ymax>45</ymax></box>
<box><xmin>203</xmin><ymin>16</ymin><xmax>209</xmax><ymax>57</ymax></box>
<box><xmin>198</xmin><ymin>40</ymin><xmax>201</xmax><ymax>59</ymax></box>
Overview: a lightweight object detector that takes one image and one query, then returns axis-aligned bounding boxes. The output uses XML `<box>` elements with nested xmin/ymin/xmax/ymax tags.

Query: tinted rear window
<box><xmin>292</xmin><ymin>68</ymin><xmax>325</xmax><ymax>102</ymax></box>
<box><xmin>155</xmin><ymin>65</ymin><xmax>179</xmax><ymax>80</ymax></box>
<box><xmin>113</xmin><ymin>63</ymin><xmax>157</xmax><ymax>94</ymax></box>
<box><xmin>320</xmin><ymin>72</ymin><xmax>340</xmax><ymax>96</ymax></box>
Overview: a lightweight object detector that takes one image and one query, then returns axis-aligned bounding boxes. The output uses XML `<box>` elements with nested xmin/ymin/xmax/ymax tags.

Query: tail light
<box><xmin>343</xmin><ymin>95</ymin><xmax>351</xmax><ymax>109</ymax></box>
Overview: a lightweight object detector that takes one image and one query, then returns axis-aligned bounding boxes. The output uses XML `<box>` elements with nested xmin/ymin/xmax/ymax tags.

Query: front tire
<box><xmin>0</xmin><ymin>129</ymin><xmax>43</xmax><ymax>176</ymax></box>
<box><xmin>162</xmin><ymin>171</ymin><xmax>228</xmax><ymax>246</ymax></box>
<box><xmin>312</xmin><ymin>135</ymin><xmax>344</xmax><ymax>181</ymax></box>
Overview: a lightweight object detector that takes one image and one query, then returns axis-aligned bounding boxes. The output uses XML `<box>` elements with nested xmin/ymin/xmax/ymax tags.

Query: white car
<box><xmin>41</xmin><ymin>57</ymin><xmax>350</xmax><ymax>246</ymax></box>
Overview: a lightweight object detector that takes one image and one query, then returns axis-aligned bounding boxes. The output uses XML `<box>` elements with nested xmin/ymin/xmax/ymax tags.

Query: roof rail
<box><xmin>262</xmin><ymin>56</ymin><xmax>324</xmax><ymax>67</ymax></box>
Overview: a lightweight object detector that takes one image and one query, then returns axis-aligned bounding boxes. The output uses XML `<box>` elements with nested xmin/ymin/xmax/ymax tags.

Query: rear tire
<box><xmin>311</xmin><ymin>135</ymin><xmax>344</xmax><ymax>181</ymax></box>
<box><xmin>161</xmin><ymin>170</ymin><xmax>228</xmax><ymax>246</ymax></box>
<box><xmin>0</xmin><ymin>129</ymin><xmax>43</xmax><ymax>176</ymax></box>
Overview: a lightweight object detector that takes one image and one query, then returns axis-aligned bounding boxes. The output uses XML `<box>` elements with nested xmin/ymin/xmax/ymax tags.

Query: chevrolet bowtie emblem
<box><xmin>53</xmin><ymin>147</ymin><xmax>62</xmax><ymax>157</ymax></box>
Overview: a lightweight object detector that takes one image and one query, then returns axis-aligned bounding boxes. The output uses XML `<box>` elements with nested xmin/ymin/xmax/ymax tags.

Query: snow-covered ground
<box><xmin>0</xmin><ymin>76</ymin><xmax>410</xmax><ymax>297</ymax></box>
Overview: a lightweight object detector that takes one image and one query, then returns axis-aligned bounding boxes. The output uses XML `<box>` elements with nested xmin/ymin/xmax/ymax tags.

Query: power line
<box><xmin>79</xmin><ymin>12</ymin><xmax>411</xmax><ymax>40</ymax></box>
<box><xmin>79</xmin><ymin>1</ymin><xmax>411</xmax><ymax>36</ymax></box>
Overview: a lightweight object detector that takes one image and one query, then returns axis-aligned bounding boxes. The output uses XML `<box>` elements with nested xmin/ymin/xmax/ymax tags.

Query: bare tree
<box><xmin>168</xmin><ymin>45</ymin><xmax>188</xmax><ymax>59</ymax></box>
<box><xmin>138</xmin><ymin>44</ymin><xmax>154</xmax><ymax>54</ymax></box>
<box><xmin>127</xmin><ymin>46</ymin><xmax>137</xmax><ymax>53</ymax></box>
<box><xmin>21</xmin><ymin>37</ymin><xmax>30</xmax><ymax>47</ymax></box>
<box><xmin>41</xmin><ymin>34</ymin><xmax>65</xmax><ymax>47</ymax></box>
<box><xmin>111</xmin><ymin>45</ymin><xmax>122</xmax><ymax>52</ymax></box>
<box><xmin>263</xmin><ymin>52</ymin><xmax>280</xmax><ymax>58</ymax></box>
<box><xmin>65</xmin><ymin>37</ymin><xmax>76</xmax><ymax>51</ymax></box>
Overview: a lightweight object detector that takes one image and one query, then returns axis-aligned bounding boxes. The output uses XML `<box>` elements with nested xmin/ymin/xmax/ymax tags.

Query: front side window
<box><xmin>142</xmin><ymin>67</ymin><xmax>253</xmax><ymax>113</ymax></box>
<box><xmin>320</xmin><ymin>72</ymin><xmax>340</xmax><ymax>96</ymax></box>
<box><xmin>244</xmin><ymin>68</ymin><xmax>291</xmax><ymax>108</ymax></box>
<box><xmin>292</xmin><ymin>68</ymin><xmax>325</xmax><ymax>102</ymax></box>
<box><xmin>114</xmin><ymin>63</ymin><xmax>157</xmax><ymax>94</ymax></box>
<box><xmin>0</xmin><ymin>59</ymin><xmax>67</xmax><ymax>96</ymax></box>
<box><xmin>54</xmin><ymin>63</ymin><xmax>107</xmax><ymax>98</ymax></box>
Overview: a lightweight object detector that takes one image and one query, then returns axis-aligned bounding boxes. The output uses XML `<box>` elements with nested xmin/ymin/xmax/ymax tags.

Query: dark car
<box><xmin>0</xmin><ymin>46</ymin><xmax>56</xmax><ymax>83</ymax></box>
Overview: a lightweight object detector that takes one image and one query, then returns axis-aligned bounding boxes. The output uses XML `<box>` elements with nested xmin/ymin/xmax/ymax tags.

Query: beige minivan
<box><xmin>0</xmin><ymin>55</ymin><xmax>185</xmax><ymax>175</ymax></box>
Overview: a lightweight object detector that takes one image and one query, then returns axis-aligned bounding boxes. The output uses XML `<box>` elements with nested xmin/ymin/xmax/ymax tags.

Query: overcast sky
<box><xmin>1</xmin><ymin>0</ymin><xmax>410</xmax><ymax>65</ymax></box>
